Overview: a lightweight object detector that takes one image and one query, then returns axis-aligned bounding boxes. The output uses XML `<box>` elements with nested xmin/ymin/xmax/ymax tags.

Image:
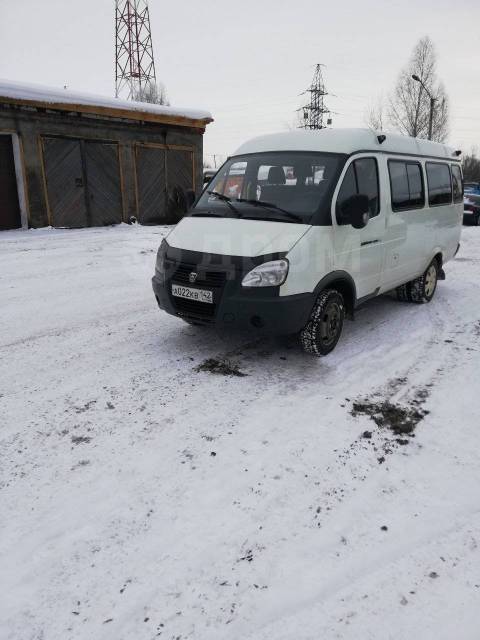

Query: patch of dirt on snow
<box><xmin>73</xmin><ymin>400</ymin><xmax>97</xmax><ymax>413</ymax></box>
<box><xmin>351</xmin><ymin>400</ymin><xmax>429</xmax><ymax>435</ymax></box>
<box><xmin>194</xmin><ymin>358</ymin><xmax>247</xmax><ymax>377</ymax></box>
<box><xmin>71</xmin><ymin>435</ymin><xmax>92</xmax><ymax>445</ymax></box>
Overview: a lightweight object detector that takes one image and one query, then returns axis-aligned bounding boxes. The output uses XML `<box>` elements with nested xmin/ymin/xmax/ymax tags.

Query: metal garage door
<box><xmin>0</xmin><ymin>135</ymin><xmax>21</xmax><ymax>230</ymax></box>
<box><xmin>84</xmin><ymin>141</ymin><xmax>123</xmax><ymax>226</ymax></box>
<box><xmin>42</xmin><ymin>137</ymin><xmax>123</xmax><ymax>228</ymax></box>
<box><xmin>136</xmin><ymin>144</ymin><xmax>195</xmax><ymax>224</ymax></box>
<box><xmin>42</xmin><ymin>137</ymin><xmax>88</xmax><ymax>228</ymax></box>
<box><xmin>135</xmin><ymin>144</ymin><xmax>167</xmax><ymax>224</ymax></box>
<box><xmin>166</xmin><ymin>148</ymin><xmax>195</xmax><ymax>223</ymax></box>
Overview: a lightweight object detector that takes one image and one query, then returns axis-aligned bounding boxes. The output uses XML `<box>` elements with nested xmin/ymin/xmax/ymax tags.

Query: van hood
<box><xmin>166</xmin><ymin>217</ymin><xmax>310</xmax><ymax>257</ymax></box>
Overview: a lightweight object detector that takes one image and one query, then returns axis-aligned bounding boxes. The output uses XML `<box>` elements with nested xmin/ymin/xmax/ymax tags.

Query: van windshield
<box><xmin>195</xmin><ymin>152</ymin><xmax>345</xmax><ymax>224</ymax></box>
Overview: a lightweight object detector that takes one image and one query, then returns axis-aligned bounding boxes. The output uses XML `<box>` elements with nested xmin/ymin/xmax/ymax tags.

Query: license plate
<box><xmin>172</xmin><ymin>284</ymin><xmax>213</xmax><ymax>304</ymax></box>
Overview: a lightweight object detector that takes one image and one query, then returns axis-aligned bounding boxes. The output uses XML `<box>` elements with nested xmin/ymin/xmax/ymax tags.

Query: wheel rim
<box><xmin>424</xmin><ymin>264</ymin><xmax>437</xmax><ymax>297</ymax></box>
<box><xmin>319</xmin><ymin>301</ymin><xmax>342</xmax><ymax>346</ymax></box>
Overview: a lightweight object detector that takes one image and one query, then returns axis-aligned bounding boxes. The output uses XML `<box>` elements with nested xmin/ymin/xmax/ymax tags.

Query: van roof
<box><xmin>233</xmin><ymin>128</ymin><xmax>459</xmax><ymax>160</ymax></box>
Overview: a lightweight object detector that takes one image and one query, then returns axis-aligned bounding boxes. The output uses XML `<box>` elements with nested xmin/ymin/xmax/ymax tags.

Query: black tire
<box><xmin>409</xmin><ymin>259</ymin><xmax>439</xmax><ymax>304</ymax></box>
<box><xmin>475</xmin><ymin>214</ymin><xmax>480</xmax><ymax>227</ymax></box>
<box><xmin>396</xmin><ymin>283</ymin><xmax>410</xmax><ymax>302</ymax></box>
<box><xmin>300</xmin><ymin>289</ymin><xmax>345</xmax><ymax>356</ymax></box>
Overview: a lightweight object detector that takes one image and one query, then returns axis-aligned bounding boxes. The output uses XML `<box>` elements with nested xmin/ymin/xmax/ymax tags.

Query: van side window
<box><xmin>336</xmin><ymin>158</ymin><xmax>379</xmax><ymax>224</ymax></box>
<box><xmin>337</xmin><ymin>164</ymin><xmax>356</xmax><ymax>210</ymax></box>
<box><xmin>451</xmin><ymin>165</ymin><xmax>463</xmax><ymax>203</ymax></box>
<box><xmin>355</xmin><ymin>159</ymin><xmax>380</xmax><ymax>217</ymax></box>
<box><xmin>426</xmin><ymin>162</ymin><xmax>452</xmax><ymax>206</ymax></box>
<box><xmin>406</xmin><ymin>164</ymin><xmax>424</xmax><ymax>206</ymax></box>
<box><xmin>388</xmin><ymin>160</ymin><xmax>424</xmax><ymax>210</ymax></box>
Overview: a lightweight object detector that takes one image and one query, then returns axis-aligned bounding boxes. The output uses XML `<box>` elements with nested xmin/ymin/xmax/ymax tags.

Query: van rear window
<box><xmin>388</xmin><ymin>161</ymin><xmax>424</xmax><ymax>211</ymax></box>
<box><xmin>426</xmin><ymin>162</ymin><xmax>452</xmax><ymax>206</ymax></box>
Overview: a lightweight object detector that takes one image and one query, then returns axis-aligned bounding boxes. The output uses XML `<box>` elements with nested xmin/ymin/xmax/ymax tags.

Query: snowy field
<box><xmin>1</xmin><ymin>223</ymin><xmax>480</xmax><ymax>640</ymax></box>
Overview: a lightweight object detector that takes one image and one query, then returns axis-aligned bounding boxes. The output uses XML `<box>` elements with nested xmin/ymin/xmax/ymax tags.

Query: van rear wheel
<box><xmin>300</xmin><ymin>289</ymin><xmax>345</xmax><ymax>356</ymax></box>
<box><xmin>409</xmin><ymin>260</ymin><xmax>439</xmax><ymax>304</ymax></box>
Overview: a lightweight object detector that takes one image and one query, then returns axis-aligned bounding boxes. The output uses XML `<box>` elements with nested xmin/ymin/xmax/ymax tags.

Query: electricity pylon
<box><xmin>298</xmin><ymin>64</ymin><xmax>332</xmax><ymax>130</ymax></box>
<box><xmin>115</xmin><ymin>0</ymin><xmax>157</xmax><ymax>100</ymax></box>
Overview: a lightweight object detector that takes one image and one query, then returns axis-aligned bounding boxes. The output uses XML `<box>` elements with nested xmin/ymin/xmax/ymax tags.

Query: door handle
<box><xmin>75</xmin><ymin>177</ymin><xmax>83</xmax><ymax>187</ymax></box>
<box><xmin>361</xmin><ymin>239</ymin><xmax>380</xmax><ymax>247</ymax></box>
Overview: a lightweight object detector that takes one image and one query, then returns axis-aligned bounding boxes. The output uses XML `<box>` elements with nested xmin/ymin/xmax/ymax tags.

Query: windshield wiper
<box><xmin>206</xmin><ymin>190</ymin><xmax>240</xmax><ymax>216</ymax></box>
<box><xmin>236</xmin><ymin>199</ymin><xmax>303</xmax><ymax>223</ymax></box>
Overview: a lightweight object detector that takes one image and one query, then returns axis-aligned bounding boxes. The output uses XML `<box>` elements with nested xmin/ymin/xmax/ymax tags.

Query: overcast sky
<box><xmin>1</xmin><ymin>0</ymin><xmax>479</xmax><ymax>164</ymax></box>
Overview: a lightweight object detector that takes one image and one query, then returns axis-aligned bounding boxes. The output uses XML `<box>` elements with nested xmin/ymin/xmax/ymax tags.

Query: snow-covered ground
<box><xmin>1</xmin><ymin>224</ymin><xmax>480</xmax><ymax>640</ymax></box>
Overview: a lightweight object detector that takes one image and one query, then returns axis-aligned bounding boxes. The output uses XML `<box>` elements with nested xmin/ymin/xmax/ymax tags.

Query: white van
<box><xmin>152</xmin><ymin>128</ymin><xmax>463</xmax><ymax>356</ymax></box>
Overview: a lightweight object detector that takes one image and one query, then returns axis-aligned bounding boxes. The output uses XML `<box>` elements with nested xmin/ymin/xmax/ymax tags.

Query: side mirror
<box><xmin>339</xmin><ymin>194</ymin><xmax>370</xmax><ymax>229</ymax></box>
<box><xmin>186</xmin><ymin>189</ymin><xmax>196</xmax><ymax>209</ymax></box>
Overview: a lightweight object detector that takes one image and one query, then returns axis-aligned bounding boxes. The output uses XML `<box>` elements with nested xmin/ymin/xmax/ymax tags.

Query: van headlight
<box><xmin>241</xmin><ymin>259</ymin><xmax>289</xmax><ymax>287</ymax></box>
<box><xmin>155</xmin><ymin>239</ymin><xmax>168</xmax><ymax>276</ymax></box>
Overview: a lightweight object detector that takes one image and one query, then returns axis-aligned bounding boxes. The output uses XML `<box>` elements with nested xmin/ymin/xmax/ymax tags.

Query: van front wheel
<box><xmin>410</xmin><ymin>260</ymin><xmax>439</xmax><ymax>304</ymax></box>
<box><xmin>300</xmin><ymin>289</ymin><xmax>345</xmax><ymax>356</ymax></box>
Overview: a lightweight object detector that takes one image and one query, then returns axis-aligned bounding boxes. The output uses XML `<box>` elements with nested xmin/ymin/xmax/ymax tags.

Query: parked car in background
<box><xmin>463</xmin><ymin>193</ymin><xmax>480</xmax><ymax>225</ymax></box>
<box><xmin>203</xmin><ymin>168</ymin><xmax>217</xmax><ymax>189</ymax></box>
<box><xmin>464</xmin><ymin>182</ymin><xmax>480</xmax><ymax>195</ymax></box>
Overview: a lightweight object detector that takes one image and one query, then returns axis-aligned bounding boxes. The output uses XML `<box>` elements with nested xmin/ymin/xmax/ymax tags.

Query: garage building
<box><xmin>0</xmin><ymin>80</ymin><xmax>212</xmax><ymax>230</ymax></box>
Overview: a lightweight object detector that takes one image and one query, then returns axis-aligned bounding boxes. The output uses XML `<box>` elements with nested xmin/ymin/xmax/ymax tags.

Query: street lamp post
<box><xmin>412</xmin><ymin>74</ymin><xmax>436</xmax><ymax>141</ymax></box>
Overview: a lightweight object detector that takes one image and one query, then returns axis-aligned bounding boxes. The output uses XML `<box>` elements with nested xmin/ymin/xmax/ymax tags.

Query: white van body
<box><xmin>153</xmin><ymin>128</ymin><xmax>463</xmax><ymax>355</ymax></box>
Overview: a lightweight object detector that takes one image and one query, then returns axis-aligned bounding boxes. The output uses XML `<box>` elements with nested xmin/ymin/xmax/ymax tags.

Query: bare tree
<box><xmin>388</xmin><ymin>37</ymin><xmax>449</xmax><ymax>142</ymax></box>
<box><xmin>463</xmin><ymin>148</ymin><xmax>480</xmax><ymax>182</ymax></box>
<box><xmin>365</xmin><ymin>97</ymin><xmax>386</xmax><ymax>131</ymax></box>
<box><xmin>132</xmin><ymin>81</ymin><xmax>170</xmax><ymax>106</ymax></box>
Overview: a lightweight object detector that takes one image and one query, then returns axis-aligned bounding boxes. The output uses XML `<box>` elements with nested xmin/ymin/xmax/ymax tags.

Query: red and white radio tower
<box><xmin>115</xmin><ymin>0</ymin><xmax>157</xmax><ymax>100</ymax></box>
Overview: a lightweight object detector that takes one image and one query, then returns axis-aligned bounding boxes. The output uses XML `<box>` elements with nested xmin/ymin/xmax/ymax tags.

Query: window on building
<box><xmin>388</xmin><ymin>160</ymin><xmax>425</xmax><ymax>210</ymax></box>
<box><xmin>451</xmin><ymin>164</ymin><xmax>463</xmax><ymax>203</ymax></box>
<box><xmin>336</xmin><ymin>157</ymin><xmax>379</xmax><ymax>223</ymax></box>
<box><xmin>426</xmin><ymin>162</ymin><xmax>452</xmax><ymax>206</ymax></box>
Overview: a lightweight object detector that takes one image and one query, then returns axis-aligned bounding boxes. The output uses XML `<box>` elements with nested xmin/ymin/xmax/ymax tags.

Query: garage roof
<box><xmin>0</xmin><ymin>79</ymin><xmax>213</xmax><ymax>129</ymax></box>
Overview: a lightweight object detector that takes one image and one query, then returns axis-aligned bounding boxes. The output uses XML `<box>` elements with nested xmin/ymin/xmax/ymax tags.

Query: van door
<box><xmin>333</xmin><ymin>156</ymin><xmax>385</xmax><ymax>300</ymax></box>
<box><xmin>382</xmin><ymin>159</ymin><xmax>427</xmax><ymax>288</ymax></box>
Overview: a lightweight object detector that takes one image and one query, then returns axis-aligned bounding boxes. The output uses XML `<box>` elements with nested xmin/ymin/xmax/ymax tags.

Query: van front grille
<box><xmin>171</xmin><ymin>263</ymin><xmax>227</xmax><ymax>287</ymax></box>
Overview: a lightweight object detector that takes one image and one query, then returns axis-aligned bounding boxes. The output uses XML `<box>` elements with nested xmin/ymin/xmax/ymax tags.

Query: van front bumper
<box><xmin>152</xmin><ymin>273</ymin><xmax>314</xmax><ymax>335</ymax></box>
